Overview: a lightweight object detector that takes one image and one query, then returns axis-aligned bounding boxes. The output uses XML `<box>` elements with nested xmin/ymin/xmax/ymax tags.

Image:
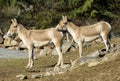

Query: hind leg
<box><xmin>26</xmin><ymin>45</ymin><xmax>34</xmax><ymax>68</ymax></box>
<box><xmin>103</xmin><ymin>39</ymin><xmax>109</xmax><ymax>52</ymax></box>
<box><xmin>53</xmin><ymin>40</ymin><xmax>63</xmax><ymax>66</ymax></box>
<box><xmin>55</xmin><ymin>46</ymin><xmax>63</xmax><ymax>66</ymax></box>
<box><xmin>107</xmin><ymin>39</ymin><xmax>111</xmax><ymax>50</ymax></box>
<box><xmin>101</xmin><ymin>34</ymin><xmax>110</xmax><ymax>52</ymax></box>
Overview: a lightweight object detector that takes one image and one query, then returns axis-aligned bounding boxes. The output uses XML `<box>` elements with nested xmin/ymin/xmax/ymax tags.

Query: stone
<box><xmin>18</xmin><ymin>41</ymin><xmax>26</xmax><ymax>49</ymax></box>
<box><xmin>0</xmin><ymin>35</ymin><xmax>3</xmax><ymax>44</ymax></box>
<box><xmin>32</xmin><ymin>74</ymin><xmax>42</xmax><ymax>79</ymax></box>
<box><xmin>44</xmin><ymin>71</ymin><xmax>53</xmax><ymax>77</ymax></box>
<box><xmin>16</xmin><ymin>74</ymin><xmax>27</xmax><ymax>80</ymax></box>
<box><xmin>54</xmin><ymin>66</ymin><xmax>61</xmax><ymax>73</ymax></box>
<box><xmin>60</xmin><ymin>64</ymin><xmax>71</xmax><ymax>72</ymax></box>
<box><xmin>7</xmin><ymin>47</ymin><xmax>16</xmax><ymax>50</ymax></box>
<box><xmin>54</xmin><ymin>64</ymin><xmax>71</xmax><ymax>73</ymax></box>
<box><xmin>88</xmin><ymin>61</ymin><xmax>100</xmax><ymax>67</ymax></box>
<box><xmin>3</xmin><ymin>35</ymin><xmax>18</xmax><ymax>47</ymax></box>
<box><xmin>52</xmin><ymin>42</ymin><xmax>73</xmax><ymax>55</ymax></box>
<box><xmin>0</xmin><ymin>29</ymin><xmax>3</xmax><ymax>35</ymax></box>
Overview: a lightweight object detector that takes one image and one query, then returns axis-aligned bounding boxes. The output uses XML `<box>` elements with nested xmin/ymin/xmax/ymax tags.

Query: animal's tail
<box><xmin>107</xmin><ymin>22</ymin><xmax>112</xmax><ymax>41</ymax></box>
<box><xmin>108</xmin><ymin>30</ymin><xmax>112</xmax><ymax>41</ymax></box>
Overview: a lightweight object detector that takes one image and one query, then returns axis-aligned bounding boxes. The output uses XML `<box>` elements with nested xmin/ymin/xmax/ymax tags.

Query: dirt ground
<box><xmin>0</xmin><ymin>37</ymin><xmax>120</xmax><ymax>81</ymax></box>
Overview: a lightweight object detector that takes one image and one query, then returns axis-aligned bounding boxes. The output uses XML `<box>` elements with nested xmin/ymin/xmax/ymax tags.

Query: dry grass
<box><xmin>0</xmin><ymin>37</ymin><xmax>120</xmax><ymax>81</ymax></box>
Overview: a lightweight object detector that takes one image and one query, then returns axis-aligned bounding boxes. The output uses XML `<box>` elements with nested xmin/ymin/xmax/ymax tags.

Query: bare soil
<box><xmin>0</xmin><ymin>37</ymin><xmax>120</xmax><ymax>81</ymax></box>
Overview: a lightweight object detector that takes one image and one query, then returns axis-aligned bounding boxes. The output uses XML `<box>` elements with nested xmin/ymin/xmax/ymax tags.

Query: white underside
<box><xmin>84</xmin><ymin>35</ymin><xmax>100</xmax><ymax>42</ymax></box>
<box><xmin>34</xmin><ymin>41</ymin><xmax>50</xmax><ymax>47</ymax></box>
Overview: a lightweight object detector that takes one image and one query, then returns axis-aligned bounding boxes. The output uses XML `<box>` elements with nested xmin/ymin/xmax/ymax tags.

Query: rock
<box><xmin>0</xmin><ymin>29</ymin><xmax>3</xmax><ymax>35</ymax></box>
<box><xmin>31</xmin><ymin>44</ymin><xmax>120</xmax><ymax>79</ymax></box>
<box><xmin>60</xmin><ymin>64</ymin><xmax>71</xmax><ymax>72</ymax></box>
<box><xmin>32</xmin><ymin>71</ymin><xmax>55</xmax><ymax>79</ymax></box>
<box><xmin>32</xmin><ymin>74</ymin><xmax>43</xmax><ymax>79</ymax></box>
<box><xmin>0</xmin><ymin>35</ymin><xmax>3</xmax><ymax>44</ymax></box>
<box><xmin>16</xmin><ymin>74</ymin><xmax>27</xmax><ymax>80</ymax></box>
<box><xmin>34</xmin><ymin>49</ymin><xmax>44</xmax><ymax>60</ymax></box>
<box><xmin>62</xmin><ymin>42</ymin><xmax>73</xmax><ymax>53</ymax></box>
<box><xmin>3</xmin><ymin>35</ymin><xmax>18</xmax><ymax>47</ymax></box>
<box><xmin>18</xmin><ymin>41</ymin><xmax>26</xmax><ymax>49</ymax></box>
<box><xmin>54</xmin><ymin>64</ymin><xmax>71</xmax><ymax>73</ymax></box>
<box><xmin>44</xmin><ymin>72</ymin><xmax>51</xmax><ymax>76</ymax></box>
<box><xmin>7</xmin><ymin>47</ymin><xmax>16</xmax><ymax>50</ymax></box>
<box><xmin>52</xmin><ymin>42</ymin><xmax>73</xmax><ymax>55</ymax></box>
<box><xmin>0</xmin><ymin>29</ymin><xmax>4</xmax><ymax>44</ymax></box>
<box><xmin>34</xmin><ymin>46</ymin><xmax>53</xmax><ymax>60</ymax></box>
<box><xmin>32</xmin><ymin>64</ymin><xmax>71</xmax><ymax>79</ymax></box>
<box><xmin>54</xmin><ymin>66</ymin><xmax>61</xmax><ymax>73</ymax></box>
<box><xmin>88</xmin><ymin>61</ymin><xmax>100</xmax><ymax>67</ymax></box>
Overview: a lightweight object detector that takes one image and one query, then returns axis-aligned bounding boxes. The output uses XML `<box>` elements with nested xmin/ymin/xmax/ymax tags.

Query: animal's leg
<box><xmin>101</xmin><ymin>34</ymin><xmax>109</xmax><ymax>52</ymax></box>
<box><xmin>55</xmin><ymin>46</ymin><xmax>63</xmax><ymax>66</ymax></box>
<box><xmin>26</xmin><ymin>46</ymin><xmax>34</xmax><ymax>68</ymax></box>
<box><xmin>66</xmin><ymin>33</ymin><xmax>69</xmax><ymax>42</ymax></box>
<box><xmin>52</xmin><ymin>37</ymin><xmax>63</xmax><ymax>66</ymax></box>
<box><xmin>53</xmin><ymin>39</ymin><xmax>63</xmax><ymax>66</ymax></box>
<box><xmin>78</xmin><ymin>42</ymin><xmax>82</xmax><ymax>58</ymax></box>
<box><xmin>104</xmin><ymin>39</ymin><xmax>109</xmax><ymax>52</ymax></box>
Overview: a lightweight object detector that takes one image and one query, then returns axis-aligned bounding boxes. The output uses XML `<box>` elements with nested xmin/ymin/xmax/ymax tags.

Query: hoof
<box><xmin>26</xmin><ymin>65</ymin><xmax>33</xmax><ymax>69</ymax></box>
<box><xmin>55</xmin><ymin>64</ymin><xmax>60</xmax><ymax>67</ymax></box>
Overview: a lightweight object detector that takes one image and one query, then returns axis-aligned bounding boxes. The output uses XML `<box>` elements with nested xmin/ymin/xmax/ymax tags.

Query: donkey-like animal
<box><xmin>56</xmin><ymin>16</ymin><xmax>111</xmax><ymax>58</ymax></box>
<box><xmin>7</xmin><ymin>19</ymin><xmax>64</xmax><ymax>68</ymax></box>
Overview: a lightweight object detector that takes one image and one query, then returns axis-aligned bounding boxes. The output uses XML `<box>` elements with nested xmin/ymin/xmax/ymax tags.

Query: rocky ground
<box><xmin>0</xmin><ymin>37</ymin><xmax>120</xmax><ymax>81</ymax></box>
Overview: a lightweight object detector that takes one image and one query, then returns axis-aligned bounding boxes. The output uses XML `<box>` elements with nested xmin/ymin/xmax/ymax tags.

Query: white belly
<box><xmin>84</xmin><ymin>35</ymin><xmax>100</xmax><ymax>42</ymax></box>
<box><xmin>34</xmin><ymin>41</ymin><xmax>50</xmax><ymax>47</ymax></box>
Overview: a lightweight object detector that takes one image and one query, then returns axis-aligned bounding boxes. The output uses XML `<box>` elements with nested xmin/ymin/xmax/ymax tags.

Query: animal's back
<box><xmin>80</xmin><ymin>21</ymin><xmax>111</xmax><ymax>37</ymax></box>
<box><xmin>29</xmin><ymin>28</ymin><xmax>63</xmax><ymax>43</ymax></box>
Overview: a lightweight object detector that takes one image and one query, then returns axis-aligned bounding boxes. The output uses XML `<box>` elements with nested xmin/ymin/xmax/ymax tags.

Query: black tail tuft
<box><xmin>108</xmin><ymin>30</ymin><xmax>112</xmax><ymax>41</ymax></box>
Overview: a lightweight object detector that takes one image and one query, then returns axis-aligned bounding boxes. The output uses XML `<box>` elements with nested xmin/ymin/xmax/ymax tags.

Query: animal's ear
<box><xmin>14</xmin><ymin>18</ymin><xmax>17</xmax><ymax>23</ymax></box>
<box><xmin>64</xmin><ymin>16</ymin><xmax>67</xmax><ymax>20</ymax></box>
<box><xmin>62</xmin><ymin>15</ymin><xmax>65</xmax><ymax>19</ymax></box>
<box><xmin>11</xmin><ymin>19</ymin><xmax>14</xmax><ymax>23</ymax></box>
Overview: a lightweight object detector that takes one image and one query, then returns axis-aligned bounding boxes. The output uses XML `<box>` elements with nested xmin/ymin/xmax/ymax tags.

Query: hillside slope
<box><xmin>0</xmin><ymin>37</ymin><xmax>120</xmax><ymax>81</ymax></box>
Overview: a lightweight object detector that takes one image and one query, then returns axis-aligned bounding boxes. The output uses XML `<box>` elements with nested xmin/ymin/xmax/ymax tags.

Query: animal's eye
<box><xmin>14</xmin><ymin>26</ymin><xmax>17</xmax><ymax>28</ymax></box>
<box><xmin>63</xmin><ymin>22</ymin><xmax>67</xmax><ymax>24</ymax></box>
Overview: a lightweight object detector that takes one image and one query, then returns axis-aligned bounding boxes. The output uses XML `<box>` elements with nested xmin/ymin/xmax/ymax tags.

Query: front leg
<box><xmin>56</xmin><ymin>46</ymin><xmax>63</xmax><ymax>66</ymax></box>
<box><xmin>78</xmin><ymin>42</ymin><xmax>82</xmax><ymax>58</ymax></box>
<box><xmin>26</xmin><ymin>46</ymin><xmax>34</xmax><ymax>68</ymax></box>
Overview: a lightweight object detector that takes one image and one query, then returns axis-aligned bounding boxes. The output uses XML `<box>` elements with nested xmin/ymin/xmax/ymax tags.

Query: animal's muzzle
<box><xmin>57</xmin><ymin>27</ymin><xmax>60</xmax><ymax>31</ymax></box>
<box><xmin>56</xmin><ymin>25</ymin><xmax>61</xmax><ymax>31</ymax></box>
<box><xmin>7</xmin><ymin>32</ymin><xmax>12</xmax><ymax>37</ymax></box>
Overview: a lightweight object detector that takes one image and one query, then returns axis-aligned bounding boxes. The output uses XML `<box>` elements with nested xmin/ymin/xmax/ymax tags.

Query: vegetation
<box><xmin>0</xmin><ymin>0</ymin><xmax>120</xmax><ymax>34</ymax></box>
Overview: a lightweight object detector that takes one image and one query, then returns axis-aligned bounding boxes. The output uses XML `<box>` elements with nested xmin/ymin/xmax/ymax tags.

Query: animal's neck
<box><xmin>67</xmin><ymin>22</ymin><xmax>79</xmax><ymax>39</ymax></box>
<box><xmin>17</xmin><ymin>24</ymin><xmax>28</xmax><ymax>39</ymax></box>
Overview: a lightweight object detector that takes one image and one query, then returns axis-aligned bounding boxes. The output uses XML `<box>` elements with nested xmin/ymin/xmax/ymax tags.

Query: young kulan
<box><xmin>56</xmin><ymin>15</ymin><xmax>111</xmax><ymax>58</ymax></box>
<box><xmin>7</xmin><ymin>19</ymin><xmax>64</xmax><ymax>68</ymax></box>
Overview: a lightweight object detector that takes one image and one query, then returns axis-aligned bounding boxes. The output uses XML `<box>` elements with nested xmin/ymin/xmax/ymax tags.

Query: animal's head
<box><xmin>56</xmin><ymin>15</ymin><xmax>68</xmax><ymax>31</ymax></box>
<box><xmin>7</xmin><ymin>18</ymin><xmax>18</xmax><ymax>36</ymax></box>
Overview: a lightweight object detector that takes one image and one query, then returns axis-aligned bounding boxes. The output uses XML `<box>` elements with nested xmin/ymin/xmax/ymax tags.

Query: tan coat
<box><xmin>7</xmin><ymin>19</ymin><xmax>64</xmax><ymax>68</ymax></box>
<box><xmin>57</xmin><ymin>16</ymin><xmax>111</xmax><ymax>58</ymax></box>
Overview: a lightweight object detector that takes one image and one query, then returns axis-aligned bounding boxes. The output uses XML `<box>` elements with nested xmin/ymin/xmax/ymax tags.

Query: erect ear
<box><xmin>64</xmin><ymin>16</ymin><xmax>67</xmax><ymax>20</ymax></box>
<box><xmin>14</xmin><ymin>18</ymin><xmax>17</xmax><ymax>23</ymax></box>
<box><xmin>11</xmin><ymin>19</ymin><xmax>14</xmax><ymax>23</ymax></box>
<box><xmin>62</xmin><ymin>15</ymin><xmax>65</xmax><ymax>19</ymax></box>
